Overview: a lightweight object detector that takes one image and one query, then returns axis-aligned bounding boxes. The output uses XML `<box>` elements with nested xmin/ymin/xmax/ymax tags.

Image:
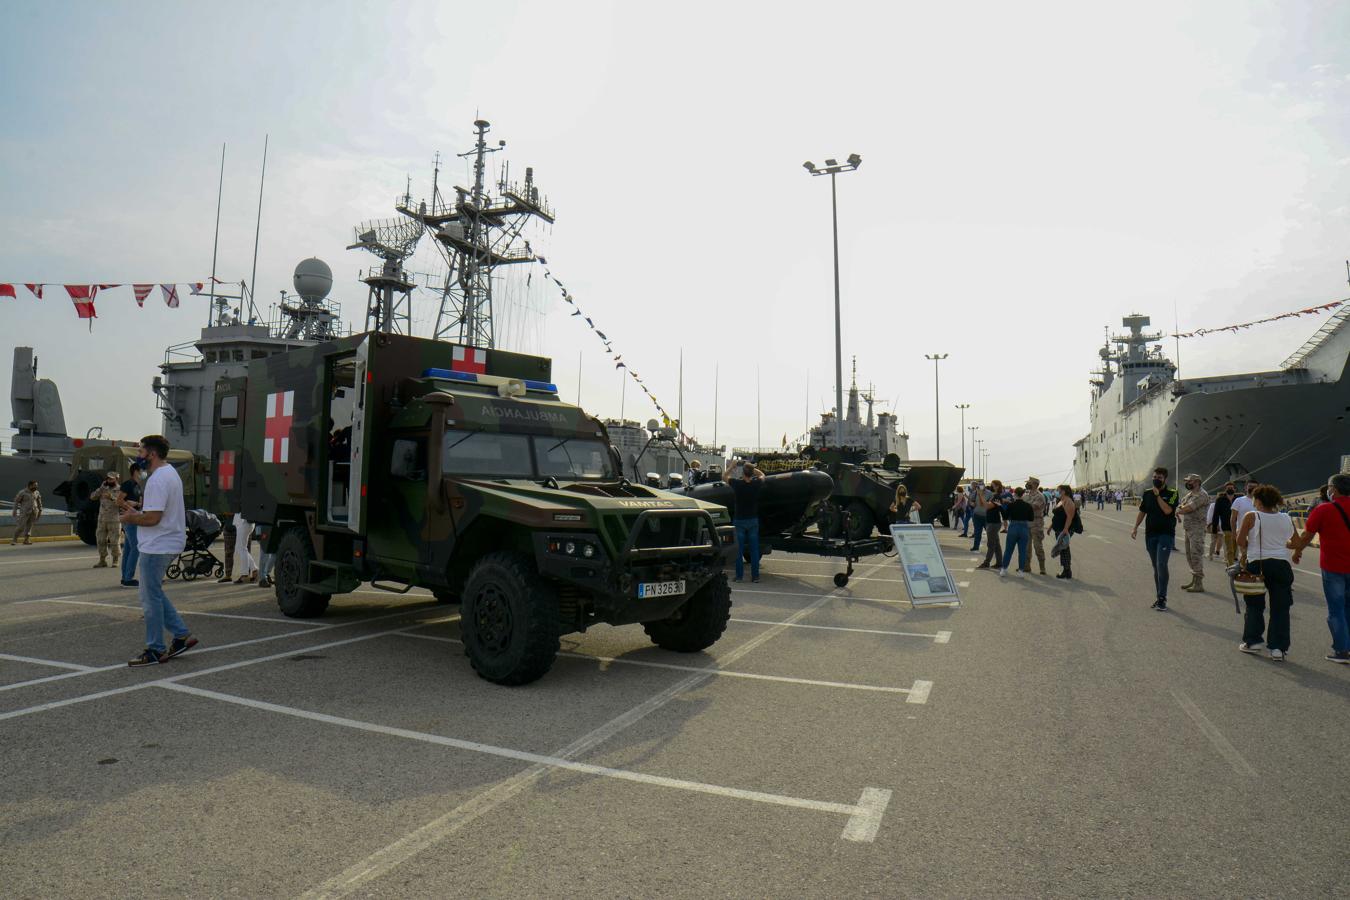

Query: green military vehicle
<box><xmin>53</xmin><ymin>443</ymin><xmax>207</xmax><ymax>545</ymax></box>
<box><xmin>211</xmin><ymin>332</ymin><xmax>736</xmax><ymax>685</ymax></box>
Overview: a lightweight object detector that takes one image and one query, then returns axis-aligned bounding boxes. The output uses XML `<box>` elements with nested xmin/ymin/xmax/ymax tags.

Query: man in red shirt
<box><xmin>1292</xmin><ymin>473</ymin><xmax>1350</xmax><ymax>664</ymax></box>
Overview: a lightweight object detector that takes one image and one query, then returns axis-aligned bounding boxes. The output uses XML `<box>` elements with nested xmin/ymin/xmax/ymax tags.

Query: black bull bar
<box><xmin>617</xmin><ymin>508</ymin><xmax>732</xmax><ymax>564</ymax></box>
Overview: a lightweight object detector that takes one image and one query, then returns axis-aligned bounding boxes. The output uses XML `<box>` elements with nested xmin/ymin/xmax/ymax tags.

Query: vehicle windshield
<box><xmin>442</xmin><ymin>430</ymin><xmax>534</xmax><ymax>478</ymax></box>
<box><xmin>533</xmin><ymin>437</ymin><xmax>615</xmax><ymax>480</ymax></box>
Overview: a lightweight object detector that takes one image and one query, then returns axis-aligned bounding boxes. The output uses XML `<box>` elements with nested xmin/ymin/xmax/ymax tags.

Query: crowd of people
<box><xmin>947</xmin><ymin>468</ymin><xmax>1350</xmax><ymax>665</ymax></box>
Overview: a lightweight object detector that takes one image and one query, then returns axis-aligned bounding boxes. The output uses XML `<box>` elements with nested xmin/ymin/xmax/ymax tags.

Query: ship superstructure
<box><xmin>806</xmin><ymin>362</ymin><xmax>909</xmax><ymax>461</ymax></box>
<box><xmin>1074</xmin><ymin>307</ymin><xmax>1350</xmax><ymax>496</ymax></box>
<box><xmin>605</xmin><ymin>418</ymin><xmax>725</xmax><ymax>487</ymax></box>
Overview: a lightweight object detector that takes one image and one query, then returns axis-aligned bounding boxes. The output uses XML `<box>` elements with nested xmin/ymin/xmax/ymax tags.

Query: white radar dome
<box><xmin>293</xmin><ymin>258</ymin><xmax>333</xmax><ymax>302</ymax></box>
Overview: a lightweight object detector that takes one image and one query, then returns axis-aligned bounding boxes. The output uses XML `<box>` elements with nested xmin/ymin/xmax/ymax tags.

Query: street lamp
<box><xmin>974</xmin><ymin>438</ymin><xmax>984</xmax><ymax>480</ymax></box>
<box><xmin>924</xmin><ymin>353</ymin><xmax>948</xmax><ymax>459</ymax></box>
<box><xmin>955</xmin><ymin>404</ymin><xmax>970</xmax><ymax>469</ymax></box>
<box><xmin>968</xmin><ymin>425</ymin><xmax>979</xmax><ymax>478</ymax></box>
<box><xmin>804</xmin><ymin>153</ymin><xmax>862</xmax><ymax>448</ymax></box>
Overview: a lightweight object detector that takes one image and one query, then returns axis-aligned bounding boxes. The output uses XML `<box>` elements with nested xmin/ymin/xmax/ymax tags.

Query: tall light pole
<box><xmin>974</xmin><ymin>438</ymin><xmax>984</xmax><ymax>480</ymax></box>
<box><xmin>982</xmin><ymin>448</ymin><xmax>990</xmax><ymax>481</ymax></box>
<box><xmin>924</xmin><ymin>353</ymin><xmax>948</xmax><ymax>459</ymax></box>
<box><xmin>804</xmin><ymin>153</ymin><xmax>861</xmax><ymax>449</ymax></box>
<box><xmin>968</xmin><ymin>425</ymin><xmax>979</xmax><ymax>478</ymax></box>
<box><xmin>955</xmin><ymin>404</ymin><xmax>970</xmax><ymax>469</ymax></box>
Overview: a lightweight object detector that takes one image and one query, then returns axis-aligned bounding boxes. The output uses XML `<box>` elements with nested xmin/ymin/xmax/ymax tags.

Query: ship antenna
<box><xmin>206</xmin><ymin>142</ymin><xmax>225</xmax><ymax>327</ymax></box>
<box><xmin>1172</xmin><ymin>297</ymin><xmax>1181</xmax><ymax>382</ymax></box>
<box><xmin>246</xmin><ymin>134</ymin><xmax>268</xmax><ymax>323</ymax></box>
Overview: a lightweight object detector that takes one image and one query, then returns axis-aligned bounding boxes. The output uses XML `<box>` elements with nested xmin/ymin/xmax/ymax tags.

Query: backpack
<box><xmin>1072</xmin><ymin>504</ymin><xmax>1085</xmax><ymax>534</ymax></box>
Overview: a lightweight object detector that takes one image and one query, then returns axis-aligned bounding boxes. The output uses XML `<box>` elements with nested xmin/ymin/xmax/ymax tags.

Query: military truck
<box><xmin>53</xmin><ymin>443</ymin><xmax>206</xmax><ymax>545</ymax></box>
<box><xmin>210</xmin><ymin>332</ymin><xmax>736</xmax><ymax>685</ymax></box>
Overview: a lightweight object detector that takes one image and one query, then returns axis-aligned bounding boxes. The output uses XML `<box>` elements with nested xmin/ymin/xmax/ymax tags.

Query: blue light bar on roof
<box><xmin>422</xmin><ymin>368</ymin><xmax>558</xmax><ymax>394</ymax></box>
<box><xmin>422</xmin><ymin>368</ymin><xmax>477</xmax><ymax>383</ymax></box>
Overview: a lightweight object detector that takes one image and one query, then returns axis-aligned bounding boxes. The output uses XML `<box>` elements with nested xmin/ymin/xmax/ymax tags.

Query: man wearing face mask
<box><xmin>90</xmin><ymin>471</ymin><xmax>123</xmax><ymax>568</ymax></box>
<box><xmin>1176</xmin><ymin>473</ymin><xmax>1211</xmax><ymax>593</ymax></box>
<box><xmin>1132</xmin><ymin>466</ymin><xmax>1180</xmax><ymax>610</ymax></box>
<box><xmin>1025</xmin><ymin>476</ymin><xmax>1048</xmax><ymax>574</ymax></box>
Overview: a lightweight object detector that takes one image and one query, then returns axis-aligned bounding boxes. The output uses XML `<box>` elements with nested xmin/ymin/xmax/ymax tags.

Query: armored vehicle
<box><xmin>53</xmin><ymin>443</ymin><xmax>206</xmax><ymax>545</ymax></box>
<box><xmin>750</xmin><ymin>449</ymin><xmax>963</xmax><ymax>541</ymax></box>
<box><xmin>210</xmin><ymin>332</ymin><xmax>736</xmax><ymax>685</ymax></box>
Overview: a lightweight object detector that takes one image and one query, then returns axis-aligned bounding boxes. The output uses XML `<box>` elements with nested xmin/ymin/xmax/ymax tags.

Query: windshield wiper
<box><xmin>445</xmin><ymin>429</ymin><xmax>483</xmax><ymax>452</ymax></box>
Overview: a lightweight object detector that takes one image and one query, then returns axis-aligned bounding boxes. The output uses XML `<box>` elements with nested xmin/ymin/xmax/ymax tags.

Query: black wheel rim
<box><xmin>473</xmin><ymin>583</ymin><xmax>513</xmax><ymax>655</ymax></box>
<box><xmin>278</xmin><ymin>549</ymin><xmax>301</xmax><ymax>602</ymax></box>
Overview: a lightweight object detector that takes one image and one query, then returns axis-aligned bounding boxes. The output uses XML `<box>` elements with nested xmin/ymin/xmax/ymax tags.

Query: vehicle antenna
<box><xmin>247</xmin><ymin>134</ymin><xmax>268</xmax><ymax>322</ymax></box>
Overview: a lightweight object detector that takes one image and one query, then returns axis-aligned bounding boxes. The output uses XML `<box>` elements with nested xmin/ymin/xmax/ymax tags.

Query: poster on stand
<box><xmin>889</xmin><ymin>523</ymin><xmax>961</xmax><ymax>606</ymax></box>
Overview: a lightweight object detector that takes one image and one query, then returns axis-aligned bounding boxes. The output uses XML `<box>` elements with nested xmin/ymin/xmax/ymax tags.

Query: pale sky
<box><xmin>3</xmin><ymin>0</ymin><xmax>1349</xmax><ymax>484</ymax></box>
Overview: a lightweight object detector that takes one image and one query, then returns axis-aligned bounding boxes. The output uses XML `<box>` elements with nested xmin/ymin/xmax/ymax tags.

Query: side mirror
<box><xmin>609</xmin><ymin>444</ymin><xmax>623</xmax><ymax>477</ymax></box>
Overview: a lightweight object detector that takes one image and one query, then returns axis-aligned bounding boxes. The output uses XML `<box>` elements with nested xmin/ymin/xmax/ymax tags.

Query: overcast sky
<box><xmin>3</xmin><ymin>0</ymin><xmax>1349</xmax><ymax>484</ymax></box>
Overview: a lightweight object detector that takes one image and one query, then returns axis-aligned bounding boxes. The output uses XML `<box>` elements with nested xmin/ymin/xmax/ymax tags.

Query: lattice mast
<box><xmin>347</xmin><ymin>205</ymin><xmax>424</xmax><ymax>334</ymax></box>
<box><xmin>398</xmin><ymin>118</ymin><xmax>555</xmax><ymax>348</ymax></box>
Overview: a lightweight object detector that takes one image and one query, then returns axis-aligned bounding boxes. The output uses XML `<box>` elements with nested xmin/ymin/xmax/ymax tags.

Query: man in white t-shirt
<box><xmin>118</xmin><ymin>434</ymin><xmax>198</xmax><ymax>667</ymax></box>
<box><xmin>1229</xmin><ymin>480</ymin><xmax>1257</xmax><ymax>534</ymax></box>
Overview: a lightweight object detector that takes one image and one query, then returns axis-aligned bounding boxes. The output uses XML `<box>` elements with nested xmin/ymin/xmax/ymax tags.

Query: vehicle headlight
<box><xmin>582</xmin><ymin>544</ymin><xmax>596</xmax><ymax>558</ymax></box>
<box><xmin>564</xmin><ymin>541</ymin><xmax>577</xmax><ymax>555</ymax></box>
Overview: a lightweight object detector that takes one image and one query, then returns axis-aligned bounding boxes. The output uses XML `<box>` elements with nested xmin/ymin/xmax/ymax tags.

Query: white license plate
<box><xmin>638</xmin><ymin>580</ymin><xmax>686</xmax><ymax>599</ymax></box>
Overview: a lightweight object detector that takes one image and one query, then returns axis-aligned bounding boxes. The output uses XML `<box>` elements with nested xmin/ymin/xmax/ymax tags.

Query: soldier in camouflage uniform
<box><xmin>1177</xmin><ymin>473</ymin><xmax>1211</xmax><ymax>593</ymax></box>
<box><xmin>90</xmin><ymin>472</ymin><xmax>123</xmax><ymax>567</ymax></box>
<box><xmin>11</xmin><ymin>481</ymin><xmax>42</xmax><ymax>545</ymax></box>
<box><xmin>1025</xmin><ymin>476</ymin><xmax>1048</xmax><ymax>574</ymax></box>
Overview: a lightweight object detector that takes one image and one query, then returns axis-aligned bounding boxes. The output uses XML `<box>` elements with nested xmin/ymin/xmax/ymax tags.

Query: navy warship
<box><xmin>1073</xmin><ymin>305</ymin><xmax>1350</xmax><ymax>496</ymax></box>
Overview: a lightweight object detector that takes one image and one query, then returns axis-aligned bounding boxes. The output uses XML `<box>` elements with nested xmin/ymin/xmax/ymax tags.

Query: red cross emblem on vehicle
<box><xmin>451</xmin><ymin>346</ymin><xmax>487</xmax><ymax>374</ymax></box>
<box><xmin>218</xmin><ymin>450</ymin><xmax>236</xmax><ymax>490</ymax></box>
<box><xmin>263</xmin><ymin>390</ymin><xmax>294</xmax><ymax>464</ymax></box>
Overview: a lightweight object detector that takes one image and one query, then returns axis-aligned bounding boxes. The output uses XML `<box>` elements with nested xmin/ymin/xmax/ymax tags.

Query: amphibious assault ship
<box><xmin>1073</xmin><ymin>308</ymin><xmax>1350</xmax><ymax>496</ymax></box>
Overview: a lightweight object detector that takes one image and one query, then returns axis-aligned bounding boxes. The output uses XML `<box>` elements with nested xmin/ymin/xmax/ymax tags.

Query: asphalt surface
<box><xmin>1</xmin><ymin>507</ymin><xmax>1346</xmax><ymax>898</ymax></box>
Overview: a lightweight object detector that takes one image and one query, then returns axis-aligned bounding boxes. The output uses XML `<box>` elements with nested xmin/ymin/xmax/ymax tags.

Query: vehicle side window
<box><xmin>219</xmin><ymin>395</ymin><xmax>239</xmax><ymax>426</ymax></box>
<box><xmin>391</xmin><ymin>438</ymin><xmax>427</xmax><ymax>481</ymax></box>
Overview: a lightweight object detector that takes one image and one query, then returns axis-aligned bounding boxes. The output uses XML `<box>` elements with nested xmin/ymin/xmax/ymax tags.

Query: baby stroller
<box><xmin>167</xmin><ymin>509</ymin><xmax>225</xmax><ymax>581</ymax></box>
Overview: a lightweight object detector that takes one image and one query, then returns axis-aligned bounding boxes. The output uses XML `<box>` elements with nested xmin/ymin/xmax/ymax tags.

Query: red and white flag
<box><xmin>187</xmin><ymin>282</ymin><xmax>205</xmax><ymax>295</ymax></box>
<box><xmin>217</xmin><ymin>450</ymin><xmax>236</xmax><ymax>490</ymax></box>
<box><xmin>25</xmin><ymin>284</ymin><xmax>42</xmax><ymax>299</ymax></box>
<box><xmin>263</xmin><ymin>390</ymin><xmax>294</xmax><ymax>464</ymax></box>
<box><xmin>0</xmin><ymin>284</ymin><xmax>15</xmax><ymax>299</ymax></box>
<box><xmin>160</xmin><ymin>284</ymin><xmax>179</xmax><ymax>308</ymax></box>
<box><xmin>64</xmin><ymin>285</ymin><xmax>98</xmax><ymax>319</ymax></box>
<box><xmin>133</xmin><ymin>284</ymin><xmax>154</xmax><ymax>307</ymax></box>
<box><xmin>451</xmin><ymin>345</ymin><xmax>487</xmax><ymax>375</ymax></box>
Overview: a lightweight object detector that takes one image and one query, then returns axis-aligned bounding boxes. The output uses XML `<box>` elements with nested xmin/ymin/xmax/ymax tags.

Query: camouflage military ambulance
<box><xmin>211</xmin><ymin>332</ymin><xmax>736</xmax><ymax>685</ymax></box>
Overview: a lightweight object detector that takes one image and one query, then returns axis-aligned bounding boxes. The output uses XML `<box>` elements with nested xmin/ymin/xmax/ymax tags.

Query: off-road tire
<box><xmin>845</xmin><ymin>501</ymin><xmax>875</xmax><ymax>541</ymax></box>
<box><xmin>642</xmin><ymin>573</ymin><xmax>732</xmax><ymax>653</ymax></box>
<box><xmin>816</xmin><ymin>501</ymin><xmax>844</xmax><ymax>539</ymax></box>
<box><xmin>461</xmin><ymin>552</ymin><xmax>560</xmax><ymax>686</ymax></box>
<box><xmin>275</xmin><ymin>527</ymin><xmax>331</xmax><ymax>618</ymax></box>
<box><xmin>75</xmin><ymin>514</ymin><xmax>97</xmax><ymax>546</ymax></box>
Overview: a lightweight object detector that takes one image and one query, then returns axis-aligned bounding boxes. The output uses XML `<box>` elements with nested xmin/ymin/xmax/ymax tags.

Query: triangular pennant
<box><xmin>571</xmin><ymin>310</ymin><xmax>581</xmax><ymax>316</ymax></box>
<box><xmin>160</xmin><ymin>284</ymin><xmax>180</xmax><ymax>308</ymax></box>
<box><xmin>187</xmin><ymin>282</ymin><xmax>205</xmax><ymax>295</ymax></box>
<box><xmin>595</xmin><ymin>330</ymin><xmax>607</xmax><ymax>340</ymax></box>
<box><xmin>133</xmin><ymin>284</ymin><xmax>154</xmax><ymax>307</ymax></box>
<box><xmin>537</xmin><ymin>255</ymin><xmax>547</xmax><ymax>264</ymax></box>
<box><xmin>0</xmin><ymin>284</ymin><xmax>15</xmax><ymax>299</ymax></box>
<box><xmin>615</xmin><ymin>361</ymin><xmax>627</xmax><ymax>369</ymax></box>
<box><xmin>97</xmin><ymin>284</ymin><xmax>122</xmax><ymax>290</ymax></box>
<box><xmin>25</xmin><ymin>284</ymin><xmax>43</xmax><ymax>299</ymax></box>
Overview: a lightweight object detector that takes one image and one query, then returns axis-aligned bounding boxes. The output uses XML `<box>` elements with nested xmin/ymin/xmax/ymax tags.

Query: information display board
<box><xmin>889</xmin><ymin>523</ymin><xmax>961</xmax><ymax>606</ymax></box>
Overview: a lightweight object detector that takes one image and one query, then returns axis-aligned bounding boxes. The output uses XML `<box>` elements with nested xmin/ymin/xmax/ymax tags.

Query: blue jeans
<box><xmin>733</xmin><ymin>519</ymin><xmax>760</xmax><ymax>580</ymax></box>
<box><xmin>1144</xmin><ymin>532</ymin><xmax>1175</xmax><ymax>600</ymax></box>
<box><xmin>970</xmin><ymin>516</ymin><xmax>986</xmax><ymax>550</ymax></box>
<box><xmin>138</xmin><ymin>552</ymin><xmax>190</xmax><ymax>653</ymax></box>
<box><xmin>1001</xmin><ymin>520</ymin><xmax>1030</xmax><ymax>571</ymax></box>
<box><xmin>121</xmin><ymin>525</ymin><xmax>140</xmax><ymax>582</ymax></box>
<box><xmin>960</xmin><ymin>507</ymin><xmax>972</xmax><ymax>536</ymax></box>
<box><xmin>1323</xmin><ymin>570</ymin><xmax>1350</xmax><ymax>653</ymax></box>
<box><xmin>258</xmin><ymin>551</ymin><xmax>276</xmax><ymax>581</ymax></box>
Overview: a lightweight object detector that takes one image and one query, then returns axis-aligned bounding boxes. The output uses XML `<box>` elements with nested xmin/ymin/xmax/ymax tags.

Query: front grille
<box><xmin>626</xmin><ymin>513</ymin><xmax>711</xmax><ymax>550</ymax></box>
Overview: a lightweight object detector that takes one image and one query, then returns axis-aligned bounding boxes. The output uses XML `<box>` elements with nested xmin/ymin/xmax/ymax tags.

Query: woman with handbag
<box><xmin>889</xmin><ymin>485</ymin><xmax>922</xmax><ymax>524</ymax></box>
<box><xmin>1049</xmin><ymin>484</ymin><xmax>1079</xmax><ymax>579</ymax></box>
<box><xmin>1235</xmin><ymin>483</ymin><xmax>1297</xmax><ymax>660</ymax></box>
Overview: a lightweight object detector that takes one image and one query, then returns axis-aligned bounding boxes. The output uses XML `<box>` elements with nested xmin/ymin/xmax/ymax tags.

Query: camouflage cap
<box><xmin>1185</xmin><ymin>473</ymin><xmax>1202</xmax><ymax>482</ymax></box>
<box><xmin>1026</xmin><ymin>475</ymin><xmax>1040</xmax><ymax>486</ymax></box>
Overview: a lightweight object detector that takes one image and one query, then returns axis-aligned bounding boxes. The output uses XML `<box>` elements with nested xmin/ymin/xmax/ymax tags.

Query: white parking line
<box><xmin>732</xmin><ymin>587</ymin><xmax>910</xmax><ymax>605</ymax></box>
<box><xmin>729</xmin><ymin>618</ymin><xmax>946</xmax><ymax>641</ymax></box>
<box><xmin>1171</xmin><ymin>689</ymin><xmax>1256</xmax><ymax>777</ymax></box>
<box><xmin>27</xmin><ymin>598</ymin><xmax>325</xmax><ymax>626</ymax></box>
<box><xmin>0</xmin><ymin>652</ymin><xmax>94</xmax><ymax>672</ymax></box>
<box><xmin>299</xmin><ymin>562</ymin><xmax>897</xmax><ymax>897</ymax></box>
<box><xmin>397</xmin><ymin>631</ymin><xmax>916</xmax><ymax>694</ymax></box>
<box><xmin>165</xmin><ymin>680</ymin><xmax>893</xmax><ymax>847</ymax></box>
<box><xmin>0</xmin><ymin>555</ymin><xmax>93</xmax><ymax>566</ymax></box>
<box><xmin>906</xmin><ymin>680</ymin><xmax>934</xmax><ymax>705</ymax></box>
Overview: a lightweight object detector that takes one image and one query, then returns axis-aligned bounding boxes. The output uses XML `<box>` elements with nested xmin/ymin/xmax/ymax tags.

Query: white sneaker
<box><xmin>997</xmin><ymin>568</ymin><xmax>1007</xmax><ymax>577</ymax></box>
<box><xmin>1012</xmin><ymin>569</ymin><xmax>1024</xmax><ymax>577</ymax></box>
<box><xmin>1239</xmin><ymin>641</ymin><xmax>1265</xmax><ymax>654</ymax></box>
<box><xmin>1269</xmin><ymin>648</ymin><xmax>1286</xmax><ymax>662</ymax></box>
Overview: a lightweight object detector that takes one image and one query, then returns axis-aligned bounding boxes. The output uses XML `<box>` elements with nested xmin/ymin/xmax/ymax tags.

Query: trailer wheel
<box><xmin>275</xmin><ymin>527</ymin><xmax>330</xmax><ymax>618</ymax></box>
<box><xmin>833</xmin><ymin>572</ymin><xmax>849</xmax><ymax>588</ymax></box>
<box><xmin>845</xmin><ymin>501</ymin><xmax>874</xmax><ymax>541</ymax></box>
<box><xmin>815</xmin><ymin>501</ymin><xmax>844</xmax><ymax>539</ymax></box>
<box><xmin>643</xmin><ymin>573</ymin><xmax>732</xmax><ymax>653</ymax></box>
<box><xmin>461</xmin><ymin>552</ymin><xmax>559</xmax><ymax>686</ymax></box>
